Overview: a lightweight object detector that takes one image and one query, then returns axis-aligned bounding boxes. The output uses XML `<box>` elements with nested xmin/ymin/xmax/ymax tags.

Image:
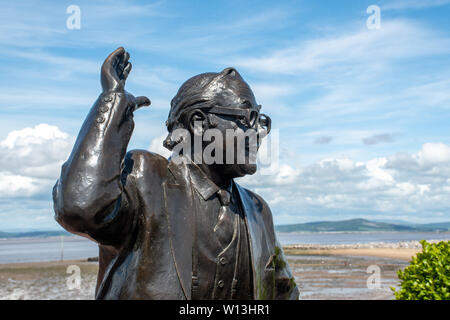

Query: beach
<box><xmin>0</xmin><ymin>242</ymin><xmax>427</xmax><ymax>300</ymax></box>
<box><xmin>1</xmin><ymin>236</ymin><xmax>448</xmax><ymax>300</ymax></box>
<box><xmin>0</xmin><ymin>259</ymin><xmax>98</xmax><ymax>300</ymax></box>
<box><xmin>285</xmin><ymin>243</ymin><xmax>425</xmax><ymax>300</ymax></box>
<box><xmin>289</xmin><ymin>247</ymin><xmax>419</xmax><ymax>260</ymax></box>
<box><xmin>283</xmin><ymin>240</ymin><xmax>427</xmax><ymax>261</ymax></box>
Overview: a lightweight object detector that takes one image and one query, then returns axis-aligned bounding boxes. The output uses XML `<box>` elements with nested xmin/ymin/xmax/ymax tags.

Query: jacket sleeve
<box><xmin>52</xmin><ymin>90</ymin><xmax>139</xmax><ymax>247</ymax></box>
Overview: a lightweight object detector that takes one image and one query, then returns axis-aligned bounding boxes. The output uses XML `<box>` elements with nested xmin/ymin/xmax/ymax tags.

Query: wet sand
<box><xmin>284</xmin><ymin>247</ymin><xmax>420</xmax><ymax>261</ymax></box>
<box><xmin>0</xmin><ymin>246</ymin><xmax>416</xmax><ymax>300</ymax></box>
<box><xmin>282</xmin><ymin>244</ymin><xmax>419</xmax><ymax>299</ymax></box>
<box><xmin>0</xmin><ymin>259</ymin><xmax>98</xmax><ymax>300</ymax></box>
<box><xmin>288</xmin><ymin>253</ymin><xmax>408</xmax><ymax>300</ymax></box>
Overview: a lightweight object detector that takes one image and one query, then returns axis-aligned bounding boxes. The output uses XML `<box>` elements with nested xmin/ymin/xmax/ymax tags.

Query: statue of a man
<box><xmin>53</xmin><ymin>47</ymin><xmax>299</xmax><ymax>300</ymax></box>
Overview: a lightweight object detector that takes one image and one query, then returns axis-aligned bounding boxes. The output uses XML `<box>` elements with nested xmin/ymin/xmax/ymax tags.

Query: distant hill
<box><xmin>275</xmin><ymin>218</ymin><xmax>450</xmax><ymax>233</ymax></box>
<box><xmin>420</xmin><ymin>222</ymin><xmax>450</xmax><ymax>230</ymax></box>
<box><xmin>0</xmin><ymin>230</ymin><xmax>71</xmax><ymax>238</ymax></box>
<box><xmin>373</xmin><ymin>219</ymin><xmax>450</xmax><ymax>229</ymax></box>
<box><xmin>2</xmin><ymin>218</ymin><xmax>450</xmax><ymax>237</ymax></box>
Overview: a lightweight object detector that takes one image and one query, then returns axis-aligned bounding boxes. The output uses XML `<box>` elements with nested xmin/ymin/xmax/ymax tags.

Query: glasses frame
<box><xmin>207</xmin><ymin>105</ymin><xmax>271</xmax><ymax>134</ymax></box>
<box><xmin>167</xmin><ymin>103</ymin><xmax>272</xmax><ymax>134</ymax></box>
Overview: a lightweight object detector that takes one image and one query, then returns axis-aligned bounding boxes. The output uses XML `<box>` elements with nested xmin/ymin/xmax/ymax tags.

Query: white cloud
<box><xmin>0</xmin><ymin>172</ymin><xmax>52</xmax><ymax>198</ymax></box>
<box><xmin>148</xmin><ymin>134</ymin><xmax>172</xmax><ymax>159</ymax></box>
<box><xmin>274</xmin><ymin>164</ymin><xmax>301</xmax><ymax>185</ymax></box>
<box><xmin>0</xmin><ymin>124</ymin><xmax>172</xmax><ymax>200</ymax></box>
<box><xmin>367</xmin><ymin>158</ymin><xmax>391</xmax><ymax>178</ymax></box>
<box><xmin>417</xmin><ymin>142</ymin><xmax>450</xmax><ymax>165</ymax></box>
<box><xmin>0</xmin><ymin>124</ymin><xmax>74</xmax><ymax>197</ymax></box>
<box><xmin>238</xmin><ymin>142</ymin><xmax>450</xmax><ymax>223</ymax></box>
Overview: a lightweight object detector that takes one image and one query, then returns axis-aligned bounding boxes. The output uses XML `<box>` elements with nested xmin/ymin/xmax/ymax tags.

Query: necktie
<box><xmin>214</xmin><ymin>189</ymin><xmax>235</xmax><ymax>246</ymax></box>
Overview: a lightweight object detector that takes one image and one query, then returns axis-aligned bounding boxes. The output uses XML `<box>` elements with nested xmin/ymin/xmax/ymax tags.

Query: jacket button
<box><xmin>96</xmin><ymin>117</ymin><xmax>105</xmax><ymax>123</ymax></box>
<box><xmin>219</xmin><ymin>257</ymin><xmax>227</xmax><ymax>265</ymax></box>
<box><xmin>103</xmin><ymin>96</ymin><xmax>113</xmax><ymax>102</ymax></box>
<box><xmin>100</xmin><ymin>105</ymin><xmax>109</xmax><ymax>112</ymax></box>
<box><xmin>217</xmin><ymin>280</ymin><xmax>224</xmax><ymax>288</ymax></box>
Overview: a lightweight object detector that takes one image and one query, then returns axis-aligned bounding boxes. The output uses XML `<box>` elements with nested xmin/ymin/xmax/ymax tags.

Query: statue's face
<box><xmin>203</xmin><ymin>98</ymin><xmax>265</xmax><ymax>178</ymax></box>
<box><xmin>165</xmin><ymin>68</ymin><xmax>271</xmax><ymax>178</ymax></box>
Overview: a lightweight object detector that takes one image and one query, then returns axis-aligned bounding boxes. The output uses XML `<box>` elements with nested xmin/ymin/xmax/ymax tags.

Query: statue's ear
<box><xmin>188</xmin><ymin>109</ymin><xmax>207</xmax><ymax>136</ymax></box>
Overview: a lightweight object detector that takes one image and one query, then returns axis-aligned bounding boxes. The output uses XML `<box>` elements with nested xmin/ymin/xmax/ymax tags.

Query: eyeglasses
<box><xmin>207</xmin><ymin>105</ymin><xmax>272</xmax><ymax>134</ymax></box>
<box><xmin>167</xmin><ymin>104</ymin><xmax>272</xmax><ymax>134</ymax></box>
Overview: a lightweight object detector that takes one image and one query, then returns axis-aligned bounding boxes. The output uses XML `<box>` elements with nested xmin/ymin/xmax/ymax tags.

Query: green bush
<box><xmin>392</xmin><ymin>240</ymin><xmax>450</xmax><ymax>300</ymax></box>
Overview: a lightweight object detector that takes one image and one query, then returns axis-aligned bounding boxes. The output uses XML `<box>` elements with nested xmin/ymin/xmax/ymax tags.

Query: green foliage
<box><xmin>392</xmin><ymin>240</ymin><xmax>450</xmax><ymax>300</ymax></box>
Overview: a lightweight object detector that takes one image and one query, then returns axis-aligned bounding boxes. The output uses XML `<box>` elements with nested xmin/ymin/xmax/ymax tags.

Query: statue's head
<box><xmin>164</xmin><ymin>67</ymin><xmax>271</xmax><ymax>178</ymax></box>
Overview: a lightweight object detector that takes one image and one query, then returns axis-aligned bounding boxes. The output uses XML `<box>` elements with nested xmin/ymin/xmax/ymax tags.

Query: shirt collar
<box><xmin>187</xmin><ymin>160</ymin><xmax>232</xmax><ymax>201</ymax></box>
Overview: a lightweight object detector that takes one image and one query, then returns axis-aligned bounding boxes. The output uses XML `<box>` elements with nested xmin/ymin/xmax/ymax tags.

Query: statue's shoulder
<box><xmin>236</xmin><ymin>182</ymin><xmax>276</xmax><ymax>234</ymax></box>
<box><xmin>235</xmin><ymin>182</ymin><xmax>272</xmax><ymax>213</ymax></box>
<box><xmin>124</xmin><ymin>149</ymin><xmax>169</xmax><ymax>180</ymax></box>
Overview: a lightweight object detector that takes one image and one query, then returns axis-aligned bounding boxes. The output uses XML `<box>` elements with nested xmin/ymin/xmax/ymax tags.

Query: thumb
<box><xmin>134</xmin><ymin>96</ymin><xmax>151</xmax><ymax>111</ymax></box>
<box><xmin>136</xmin><ymin>96</ymin><xmax>151</xmax><ymax>107</ymax></box>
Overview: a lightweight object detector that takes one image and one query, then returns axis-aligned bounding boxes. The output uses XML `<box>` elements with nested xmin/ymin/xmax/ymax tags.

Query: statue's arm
<box><xmin>52</xmin><ymin>48</ymin><xmax>150</xmax><ymax>246</ymax></box>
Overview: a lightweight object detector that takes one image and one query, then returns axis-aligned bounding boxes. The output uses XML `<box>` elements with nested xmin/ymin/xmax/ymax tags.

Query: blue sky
<box><xmin>0</xmin><ymin>0</ymin><xmax>449</xmax><ymax>230</ymax></box>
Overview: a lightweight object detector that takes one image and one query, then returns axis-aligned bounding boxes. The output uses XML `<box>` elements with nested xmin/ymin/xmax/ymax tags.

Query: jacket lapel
<box><xmin>163</xmin><ymin>161</ymin><xmax>274</xmax><ymax>300</ymax></box>
<box><xmin>163</xmin><ymin>160</ymin><xmax>193</xmax><ymax>300</ymax></box>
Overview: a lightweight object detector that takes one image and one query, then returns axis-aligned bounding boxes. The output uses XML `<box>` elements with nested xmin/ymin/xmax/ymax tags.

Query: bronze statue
<box><xmin>52</xmin><ymin>47</ymin><xmax>299</xmax><ymax>300</ymax></box>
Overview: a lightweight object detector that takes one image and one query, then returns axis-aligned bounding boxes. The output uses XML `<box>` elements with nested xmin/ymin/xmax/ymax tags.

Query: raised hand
<box><xmin>101</xmin><ymin>47</ymin><xmax>150</xmax><ymax>111</ymax></box>
<box><xmin>101</xmin><ymin>47</ymin><xmax>132</xmax><ymax>92</ymax></box>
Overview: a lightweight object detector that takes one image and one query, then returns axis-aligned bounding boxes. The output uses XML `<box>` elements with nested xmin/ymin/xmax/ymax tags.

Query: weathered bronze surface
<box><xmin>52</xmin><ymin>47</ymin><xmax>299</xmax><ymax>300</ymax></box>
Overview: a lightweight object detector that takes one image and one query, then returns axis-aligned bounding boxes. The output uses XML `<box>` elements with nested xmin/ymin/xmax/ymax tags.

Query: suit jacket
<box><xmin>52</xmin><ymin>90</ymin><xmax>299</xmax><ymax>300</ymax></box>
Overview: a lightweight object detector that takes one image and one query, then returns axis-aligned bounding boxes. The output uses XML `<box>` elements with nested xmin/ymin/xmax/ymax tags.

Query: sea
<box><xmin>276</xmin><ymin>231</ymin><xmax>450</xmax><ymax>246</ymax></box>
<box><xmin>1</xmin><ymin>232</ymin><xmax>449</xmax><ymax>264</ymax></box>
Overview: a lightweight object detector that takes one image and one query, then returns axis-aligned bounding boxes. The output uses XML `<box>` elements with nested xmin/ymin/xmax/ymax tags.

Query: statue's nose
<box><xmin>163</xmin><ymin>134</ymin><xmax>174</xmax><ymax>150</ymax></box>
